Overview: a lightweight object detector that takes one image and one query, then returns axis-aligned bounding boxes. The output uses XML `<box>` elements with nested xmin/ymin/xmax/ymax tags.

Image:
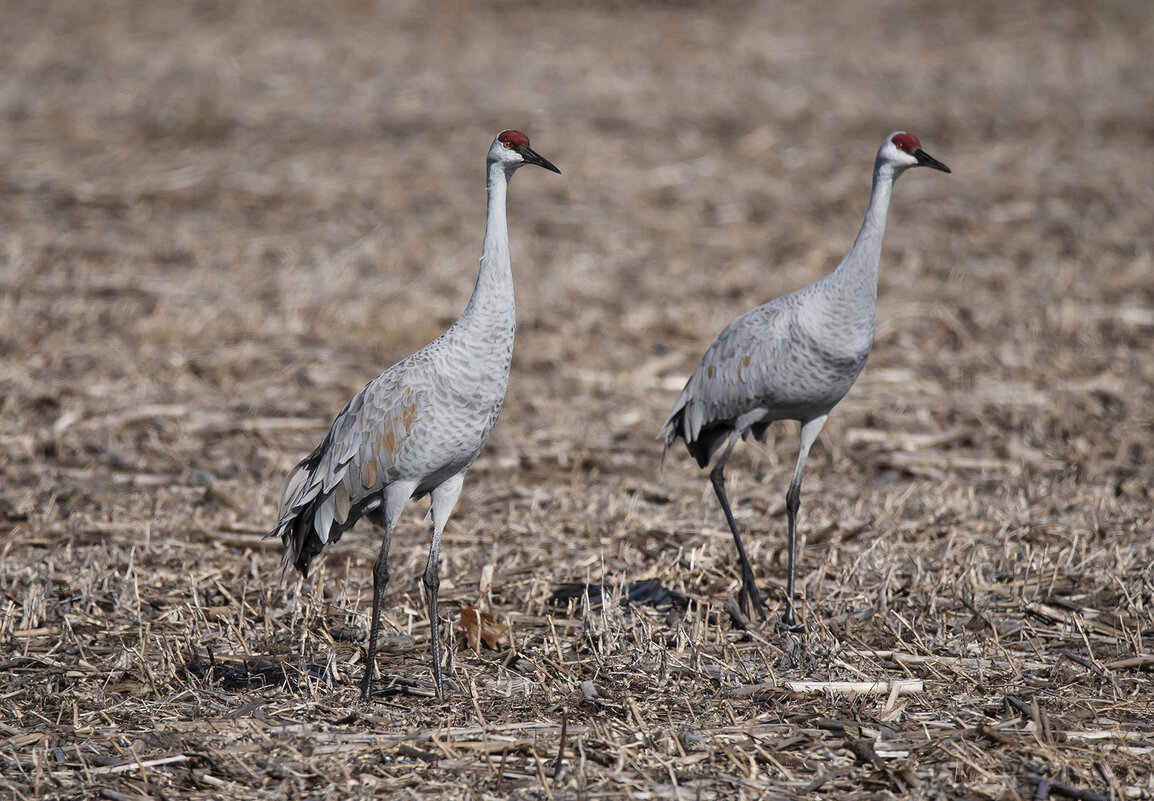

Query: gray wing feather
<box><xmin>662</xmin><ymin>299</ymin><xmax>796</xmax><ymax>448</ymax></box>
<box><xmin>271</xmin><ymin>356</ymin><xmax>433</xmax><ymax>571</ymax></box>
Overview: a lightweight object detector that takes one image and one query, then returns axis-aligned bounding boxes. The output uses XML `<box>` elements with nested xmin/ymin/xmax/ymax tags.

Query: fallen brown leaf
<box><xmin>458</xmin><ymin>605</ymin><xmax>508</xmax><ymax>652</ymax></box>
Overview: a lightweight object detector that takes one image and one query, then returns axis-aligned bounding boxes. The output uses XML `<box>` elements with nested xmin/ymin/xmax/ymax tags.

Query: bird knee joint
<box><xmin>785</xmin><ymin>488</ymin><xmax>800</xmax><ymax>514</ymax></box>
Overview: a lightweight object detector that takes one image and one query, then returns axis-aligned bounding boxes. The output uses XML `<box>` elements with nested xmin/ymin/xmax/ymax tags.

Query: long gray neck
<box><xmin>821</xmin><ymin>156</ymin><xmax>900</xmax><ymax>316</ymax></box>
<box><xmin>456</xmin><ymin>160</ymin><xmax>515</xmax><ymax>334</ymax></box>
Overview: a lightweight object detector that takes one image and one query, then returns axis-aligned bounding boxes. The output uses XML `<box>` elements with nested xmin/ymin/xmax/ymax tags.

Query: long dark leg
<box><xmin>425</xmin><ymin>474</ymin><xmax>464</xmax><ymax>700</ymax></box>
<box><xmin>422</xmin><ymin>543</ymin><xmax>443</xmax><ymax>699</ymax></box>
<box><xmin>781</xmin><ymin>415</ymin><xmax>827</xmax><ymax>629</ymax></box>
<box><xmin>360</xmin><ymin>510</ymin><xmax>395</xmax><ymax>701</ymax></box>
<box><xmin>709</xmin><ymin>432</ymin><xmax>765</xmax><ymax>619</ymax></box>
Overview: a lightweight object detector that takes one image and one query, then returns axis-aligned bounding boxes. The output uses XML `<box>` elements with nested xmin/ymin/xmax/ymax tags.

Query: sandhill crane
<box><xmin>269</xmin><ymin>130</ymin><xmax>560</xmax><ymax>701</ymax></box>
<box><xmin>660</xmin><ymin>131</ymin><xmax>950</xmax><ymax>626</ymax></box>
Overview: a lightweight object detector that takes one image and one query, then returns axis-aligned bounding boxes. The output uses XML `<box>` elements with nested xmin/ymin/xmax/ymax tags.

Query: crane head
<box><xmin>884</xmin><ymin>131</ymin><xmax>951</xmax><ymax>174</ymax></box>
<box><xmin>491</xmin><ymin>130</ymin><xmax>561</xmax><ymax>174</ymax></box>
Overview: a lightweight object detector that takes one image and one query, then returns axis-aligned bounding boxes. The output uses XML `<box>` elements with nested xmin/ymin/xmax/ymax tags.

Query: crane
<box><xmin>660</xmin><ymin>131</ymin><xmax>950</xmax><ymax>626</ymax></box>
<box><xmin>269</xmin><ymin>130</ymin><xmax>560</xmax><ymax>701</ymax></box>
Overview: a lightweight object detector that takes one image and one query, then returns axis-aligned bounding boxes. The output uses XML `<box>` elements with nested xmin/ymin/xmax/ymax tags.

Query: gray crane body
<box><xmin>660</xmin><ymin>132</ymin><xmax>950</xmax><ymax>624</ymax></box>
<box><xmin>662</xmin><ymin>150</ymin><xmax>895</xmax><ymax>468</ymax></box>
<box><xmin>275</xmin><ymin>223</ymin><xmax>517</xmax><ymax>578</ymax></box>
<box><xmin>269</xmin><ymin>131</ymin><xmax>559</xmax><ymax>701</ymax></box>
<box><xmin>665</xmin><ymin>284</ymin><xmax>875</xmax><ymax>469</ymax></box>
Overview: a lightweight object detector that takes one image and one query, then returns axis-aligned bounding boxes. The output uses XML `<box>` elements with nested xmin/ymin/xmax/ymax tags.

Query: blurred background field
<box><xmin>1</xmin><ymin>1</ymin><xmax>1152</xmax><ymax>798</ymax></box>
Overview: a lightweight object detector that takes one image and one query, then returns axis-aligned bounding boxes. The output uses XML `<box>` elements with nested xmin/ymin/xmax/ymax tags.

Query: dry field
<box><xmin>2</xmin><ymin>1</ymin><xmax>1153</xmax><ymax>798</ymax></box>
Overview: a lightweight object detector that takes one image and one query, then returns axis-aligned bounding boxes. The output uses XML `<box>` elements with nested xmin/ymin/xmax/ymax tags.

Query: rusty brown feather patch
<box><xmin>401</xmin><ymin>403</ymin><xmax>419</xmax><ymax>432</ymax></box>
<box><xmin>360</xmin><ymin>458</ymin><xmax>378</xmax><ymax>489</ymax></box>
<box><xmin>379</xmin><ymin>429</ymin><xmax>396</xmax><ymax>463</ymax></box>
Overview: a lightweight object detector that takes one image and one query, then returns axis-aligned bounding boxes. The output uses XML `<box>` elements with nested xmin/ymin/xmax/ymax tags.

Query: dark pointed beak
<box><xmin>522</xmin><ymin>146</ymin><xmax>561</xmax><ymax>174</ymax></box>
<box><xmin>915</xmin><ymin>148</ymin><xmax>951</xmax><ymax>173</ymax></box>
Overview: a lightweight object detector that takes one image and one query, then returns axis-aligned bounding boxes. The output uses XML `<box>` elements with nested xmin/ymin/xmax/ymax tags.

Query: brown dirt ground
<box><xmin>2</xmin><ymin>1</ymin><xmax>1153</xmax><ymax>799</ymax></box>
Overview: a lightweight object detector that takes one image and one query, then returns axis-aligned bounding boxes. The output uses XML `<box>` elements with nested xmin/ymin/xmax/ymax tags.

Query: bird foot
<box><xmin>775</xmin><ymin>616</ymin><xmax>805</xmax><ymax>635</ymax></box>
<box><xmin>776</xmin><ymin>624</ymin><xmax>808</xmax><ymax>669</ymax></box>
<box><xmin>738</xmin><ymin>578</ymin><xmax>768</xmax><ymax>623</ymax></box>
<box><xmin>775</xmin><ymin>606</ymin><xmax>805</xmax><ymax>635</ymax></box>
<box><xmin>360</xmin><ymin>672</ymin><xmax>447</xmax><ymax>701</ymax></box>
